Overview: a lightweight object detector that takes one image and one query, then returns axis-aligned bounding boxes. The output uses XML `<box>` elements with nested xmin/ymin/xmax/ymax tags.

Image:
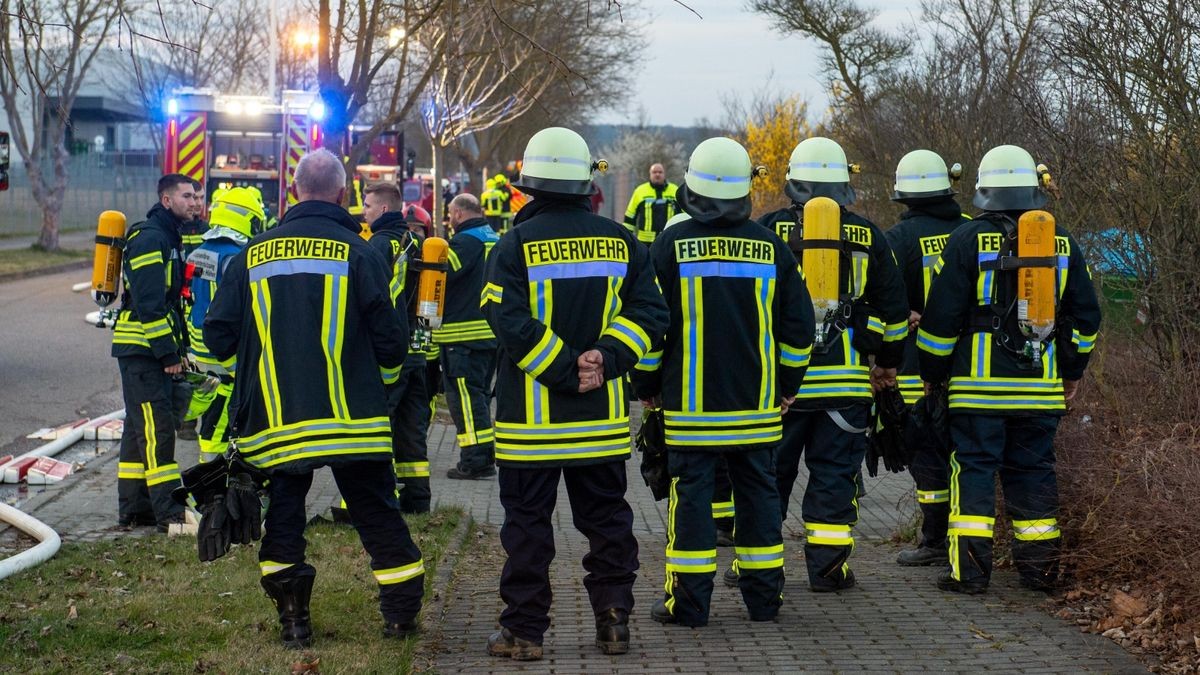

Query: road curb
<box><xmin>0</xmin><ymin>258</ymin><xmax>91</xmax><ymax>284</ymax></box>
<box><xmin>413</xmin><ymin>513</ymin><xmax>476</xmax><ymax>669</ymax></box>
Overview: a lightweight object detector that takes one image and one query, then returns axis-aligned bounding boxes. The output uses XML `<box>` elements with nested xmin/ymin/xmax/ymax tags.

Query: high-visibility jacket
<box><xmin>111</xmin><ymin>204</ymin><xmax>187</xmax><ymax>366</ymax></box>
<box><xmin>883</xmin><ymin>199</ymin><xmax>971</xmax><ymax>404</ymax></box>
<box><xmin>180</xmin><ymin>217</ymin><xmax>208</xmax><ymax>260</ymax></box>
<box><xmin>367</xmin><ymin>211</ymin><xmax>426</xmax><ymax>384</ymax></box>
<box><xmin>204</xmin><ymin>200</ymin><xmax>409</xmax><ymax>472</ymax></box>
<box><xmin>758</xmin><ymin>205</ymin><xmax>909</xmax><ymax>410</ymax></box>
<box><xmin>186</xmin><ymin>227</ymin><xmax>248</xmax><ymax>374</ymax></box>
<box><xmin>481</xmin><ymin>189</ymin><xmax>505</xmax><ymax>217</ymax></box>
<box><xmin>623</xmin><ymin>181</ymin><xmax>679</xmax><ymax>245</ymax></box>
<box><xmin>917</xmin><ymin>211</ymin><xmax>1102</xmax><ymax>414</ymax></box>
<box><xmin>632</xmin><ymin>214</ymin><xmax>815</xmax><ymax>450</ymax></box>
<box><xmin>481</xmin><ymin>197</ymin><xmax>669</xmax><ymax>467</ymax></box>
<box><xmin>433</xmin><ymin>217</ymin><xmax>499</xmax><ymax>348</ymax></box>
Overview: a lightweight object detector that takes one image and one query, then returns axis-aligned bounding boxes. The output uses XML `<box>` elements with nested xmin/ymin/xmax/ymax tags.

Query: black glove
<box><xmin>906</xmin><ymin>383</ymin><xmax>951</xmax><ymax>464</ymax></box>
<box><xmin>225</xmin><ymin>471</ymin><xmax>263</xmax><ymax>545</ymax></box>
<box><xmin>197</xmin><ymin>493</ymin><xmax>233</xmax><ymax>562</ymax></box>
<box><xmin>636</xmin><ymin>408</ymin><xmax>670</xmax><ymax>501</ymax></box>
<box><xmin>867</xmin><ymin>387</ymin><xmax>908</xmax><ymax>476</ymax></box>
<box><xmin>173</xmin><ymin>457</ymin><xmax>229</xmax><ymax>507</ymax></box>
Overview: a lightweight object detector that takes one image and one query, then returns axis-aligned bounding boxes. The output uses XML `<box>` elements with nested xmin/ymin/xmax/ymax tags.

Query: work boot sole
<box><xmin>282</xmin><ymin>636</ymin><xmax>313</xmax><ymax>650</ymax></box>
<box><xmin>896</xmin><ymin>550</ymin><xmax>948</xmax><ymax>567</ymax></box>
<box><xmin>595</xmin><ymin>638</ymin><xmax>629</xmax><ymax>654</ymax></box>
<box><xmin>487</xmin><ymin>643</ymin><xmax>543</xmax><ymax>661</ymax></box>
<box><xmin>936</xmin><ymin>577</ymin><xmax>988</xmax><ymax>595</ymax></box>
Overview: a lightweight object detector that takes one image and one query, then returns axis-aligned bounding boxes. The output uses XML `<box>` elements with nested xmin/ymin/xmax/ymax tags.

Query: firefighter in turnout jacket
<box><xmin>632</xmin><ymin>137</ymin><xmax>815</xmax><ymax>627</ymax></box>
<box><xmin>758</xmin><ymin>137</ymin><xmax>909</xmax><ymax>591</ymax></box>
<box><xmin>883</xmin><ymin>150</ymin><xmax>972</xmax><ymax>566</ymax></box>
<box><xmin>481</xmin><ymin>127</ymin><xmax>668</xmax><ymax>661</ymax></box>
<box><xmin>204</xmin><ymin>150</ymin><xmax>425</xmax><ymax>647</ymax></box>
<box><xmin>919</xmin><ymin>145</ymin><xmax>1101</xmax><ymax>594</ymax></box>
<box><xmin>623</xmin><ymin>163</ymin><xmax>679</xmax><ymax>246</ymax></box>
<box><xmin>186</xmin><ymin>187</ymin><xmax>265</xmax><ymax>463</ymax></box>
<box><xmin>482</xmin><ymin>178</ymin><xmax>505</xmax><ymax>233</ymax></box>
<box><xmin>113</xmin><ymin>173</ymin><xmax>195</xmax><ymax>530</ymax></box>
<box><xmin>439</xmin><ymin>193</ymin><xmax>501</xmax><ymax>480</ymax></box>
<box><xmin>364</xmin><ymin>183</ymin><xmax>432</xmax><ymax>513</ymax></box>
<box><xmin>176</xmin><ymin>180</ymin><xmax>208</xmax><ymax>440</ymax></box>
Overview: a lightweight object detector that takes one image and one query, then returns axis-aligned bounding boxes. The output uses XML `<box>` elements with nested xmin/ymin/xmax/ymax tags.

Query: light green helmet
<box><xmin>972</xmin><ymin>144</ymin><xmax>1047</xmax><ymax>211</ymax></box>
<box><xmin>892</xmin><ymin>149</ymin><xmax>957</xmax><ymax>201</ymax></box>
<box><xmin>208</xmin><ymin>187</ymin><xmax>266</xmax><ymax>238</ymax></box>
<box><xmin>684</xmin><ymin>137</ymin><xmax>754</xmax><ymax>200</ymax></box>
<box><xmin>513</xmin><ymin>127</ymin><xmax>601</xmax><ymax>197</ymax></box>
<box><xmin>784</xmin><ymin>136</ymin><xmax>855</xmax><ymax>206</ymax></box>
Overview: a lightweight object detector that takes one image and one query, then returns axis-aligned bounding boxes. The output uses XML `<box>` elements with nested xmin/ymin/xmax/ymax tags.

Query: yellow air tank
<box><xmin>92</xmin><ymin>210</ymin><xmax>127</xmax><ymax>308</ymax></box>
<box><xmin>802</xmin><ymin>197</ymin><xmax>843</xmax><ymax>336</ymax></box>
<box><xmin>1017</xmin><ymin>210</ymin><xmax>1057</xmax><ymax>351</ymax></box>
<box><xmin>417</xmin><ymin>236</ymin><xmax>449</xmax><ymax>329</ymax></box>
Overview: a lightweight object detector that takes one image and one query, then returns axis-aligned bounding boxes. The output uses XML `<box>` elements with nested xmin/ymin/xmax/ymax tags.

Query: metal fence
<box><xmin>0</xmin><ymin>152</ymin><xmax>163</xmax><ymax>237</ymax></box>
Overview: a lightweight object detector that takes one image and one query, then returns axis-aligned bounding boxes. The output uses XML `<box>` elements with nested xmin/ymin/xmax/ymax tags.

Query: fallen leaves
<box><xmin>1111</xmin><ymin>590</ymin><xmax>1148</xmax><ymax>619</ymax></box>
<box><xmin>291</xmin><ymin>656</ymin><xmax>320</xmax><ymax>674</ymax></box>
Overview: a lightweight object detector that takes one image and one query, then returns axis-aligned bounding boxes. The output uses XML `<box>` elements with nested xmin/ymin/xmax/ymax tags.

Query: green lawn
<box><xmin>0</xmin><ymin>247</ymin><xmax>88</xmax><ymax>276</ymax></box>
<box><xmin>0</xmin><ymin>508</ymin><xmax>466</xmax><ymax>674</ymax></box>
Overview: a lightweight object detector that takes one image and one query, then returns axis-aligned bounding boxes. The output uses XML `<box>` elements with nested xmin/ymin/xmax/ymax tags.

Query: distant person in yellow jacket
<box><xmin>623</xmin><ymin>163</ymin><xmax>678</xmax><ymax>246</ymax></box>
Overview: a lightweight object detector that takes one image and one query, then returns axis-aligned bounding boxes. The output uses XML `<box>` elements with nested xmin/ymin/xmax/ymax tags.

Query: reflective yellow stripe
<box><xmin>1012</xmin><ymin>518</ymin><xmax>1061</xmax><ymax>541</ymax></box>
<box><xmin>394</xmin><ymin>461</ymin><xmax>431</xmax><ymax>478</ymax></box>
<box><xmin>322</xmin><ymin>274</ymin><xmax>351</xmax><ymax>418</ymax></box>
<box><xmin>145</xmin><ymin>463</ymin><xmax>181</xmax><ymax>486</ymax></box>
<box><xmin>456</xmin><ymin>377</ymin><xmax>478</xmax><ymax>444</ymax></box>
<box><xmin>916</xmin><ymin>328</ymin><xmax>956</xmax><ymax>356</ymax></box>
<box><xmin>949</xmin><ymin>450</ymin><xmax>963</xmax><ymax>579</ymax></box>
<box><xmin>129</xmin><ymin>251</ymin><xmax>162</xmax><ymax>270</ymax></box>
<box><xmin>260</xmin><ymin>560</ymin><xmax>295</xmax><ymax>576</ymax></box>
<box><xmin>883</xmin><ymin>320</ymin><xmax>908</xmax><ymax>342</ymax></box>
<box><xmin>374</xmin><ymin>559</ymin><xmax>425</xmax><ymax>585</ymax></box>
<box><xmin>118</xmin><ymin>461</ymin><xmax>145</xmax><ymax>479</ymax></box>
<box><xmin>805</xmin><ymin>522</ymin><xmax>854</xmax><ymax>546</ymax></box>
<box><xmin>917</xmin><ymin>489</ymin><xmax>950</xmax><ymax>504</ymax></box>
<box><xmin>734</xmin><ymin>543</ymin><xmax>785</xmax><ymax>570</ymax></box>
<box><xmin>603</xmin><ymin>315</ymin><xmax>652</xmax><ymax>359</ymax></box>
<box><xmin>635</xmin><ymin>349</ymin><xmax>662</xmax><ymax>372</ymax></box>
<box><xmin>457</xmin><ymin>428</ymin><xmax>494</xmax><ymax>447</ymax></box>
<box><xmin>949</xmin><ymin>514</ymin><xmax>994</xmax><ymax>538</ymax></box>
<box><xmin>447</xmin><ymin>249</ymin><xmax>462</xmax><ymax>272</ymax></box>
<box><xmin>711</xmin><ymin>500</ymin><xmax>735</xmax><ymax>519</ymax></box>
<box><xmin>251</xmin><ymin>279</ymin><xmax>283</xmax><ymax>428</ymax></box>
<box><xmin>779</xmin><ymin>342</ymin><xmax>811</xmax><ymax>368</ymax></box>
<box><xmin>142</xmin><ymin>402</ymin><xmax>157</xmax><ymax>470</ymax></box>
<box><xmin>665</xmin><ymin>548</ymin><xmax>718</xmax><ymax>573</ymax></box>
<box><xmin>480</xmin><ymin>282</ymin><xmax>503</xmax><ymax>307</ymax></box>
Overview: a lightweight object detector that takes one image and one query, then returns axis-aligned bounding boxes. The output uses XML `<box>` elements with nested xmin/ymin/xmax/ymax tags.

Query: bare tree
<box><xmin>0</xmin><ymin>0</ymin><xmax>122</xmax><ymax>250</ymax></box>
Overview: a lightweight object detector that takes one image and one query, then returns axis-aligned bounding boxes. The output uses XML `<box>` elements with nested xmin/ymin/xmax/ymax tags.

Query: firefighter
<box><xmin>632</xmin><ymin>137</ymin><xmax>815</xmax><ymax>627</ymax></box>
<box><xmin>180</xmin><ymin>179</ymin><xmax>207</xmax><ymax>259</ymax></box>
<box><xmin>176</xmin><ymin>179</ymin><xmax>208</xmax><ymax>441</ymax></box>
<box><xmin>623</xmin><ymin>162</ymin><xmax>679</xmax><ymax>246</ymax></box>
<box><xmin>204</xmin><ymin>149</ymin><xmax>425</xmax><ymax>646</ymax></box>
<box><xmin>186</xmin><ymin>187</ymin><xmax>265</xmax><ymax>463</ymax></box>
<box><xmin>481</xmin><ymin>178</ymin><xmax>504</xmax><ymax>233</ymax></box>
<box><xmin>758</xmin><ymin>137</ymin><xmax>909</xmax><ymax>591</ymax></box>
<box><xmin>399</xmin><ymin>205</ymin><xmax>444</xmax><ymax>421</ymax></box>
<box><xmin>883</xmin><ymin>150</ymin><xmax>972</xmax><ymax>566</ymax></box>
<box><xmin>364</xmin><ymin>183</ymin><xmax>432</xmax><ymax>513</ymax></box>
<box><xmin>494</xmin><ymin>173</ymin><xmax>515</xmax><ymax>231</ymax></box>
<box><xmin>918</xmin><ymin>145</ymin><xmax>1101</xmax><ymax>594</ymax></box>
<box><xmin>438</xmin><ymin>193</ymin><xmax>501</xmax><ymax>480</ymax></box>
<box><xmin>113</xmin><ymin>173</ymin><xmax>194</xmax><ymax>531</ymax></box>
<box><xmin>481</xmin><ymin>127</ymin><xmax>668</xmax><ymax>660</ymax></box>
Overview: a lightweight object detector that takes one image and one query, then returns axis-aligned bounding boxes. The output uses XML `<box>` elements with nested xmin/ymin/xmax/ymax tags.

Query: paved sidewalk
<box><xmin>5</xmin><ymin>419</ymin><xmax>1145</xmax><ymax>673</ymax></box>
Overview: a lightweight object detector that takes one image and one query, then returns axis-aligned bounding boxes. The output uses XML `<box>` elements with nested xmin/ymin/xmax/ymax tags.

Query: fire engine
<box><xmin>162</xmin><ymin>89</ymin><xmax>324</xmax><ymax>219</ymax></box>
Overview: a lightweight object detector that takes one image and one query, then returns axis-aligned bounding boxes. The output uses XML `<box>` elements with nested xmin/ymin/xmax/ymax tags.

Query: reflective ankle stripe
<box><xmin>917</xmin><ymin>489</ymin><xmax>950</xmax><ymax>504</ymax></box>
<box><xmin>260</xmin><ymin>560</ymin><xmax>295</xmax><ymax>576</ymax></box>
<box><xmin>949</xmin><ymin>515</ymin><xmax>995</xmax><ymax>538</ymax></box>
<box><xmin>374</xmin><ymin>559</ymin><xmax>425</xmax><ymax>585</ymax></box>
<box><xmin>1012</xmin><ymin>518</ymin><xmax>1061</xmax><ymax>541</ymax></box>
<box><xmin>711</xmin><ymin>500</ymin><xmax>735</xmax><ymax>519</ymax></box>
<box><xmin>734</xmin><ymin>544</ymin><xmax>784</xmax><ymax>570</ymax></box>
<box><xmin>665</xmin><ymin>548</ymin><xmax>718</xmax><ymax>574</ymax></box>
<box><xmin>805</xmin><ymin>523</ymin><xmax>854</xmax><ymax>546</ymax></box>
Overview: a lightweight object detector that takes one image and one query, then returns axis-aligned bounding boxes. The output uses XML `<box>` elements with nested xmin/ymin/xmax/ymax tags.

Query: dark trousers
<box><xmin>713</xmin><ymin>456</ymin><xmax>734</xmax><ymax>533</ymax></box>
<box><xmin>498</xmin><ymin>461</ymin><xmax>638</xmax><ymax>643</ymax></box>
<box><xmin>948</xmin><ymin>414</ymin><xmax>1062</xmax><ymax>585</ymax></box>
<box><xmin>197</xmin><ymin>379</ymin><xmax>233</xmax><ymax>464</ymax></box>
<box><xmin>117</xmin><ymin>355</ymin><xmax>183</xmax><ymax>523</ymax></box>
<box><xmin>776</xmin><ymin>404</ymin><xmax>869</xmax><ymax>587</ymax></box>
<box><xmin>388</xmin><ymin>357</ymin><xmax>430</xmax><ymax>513</ymax></box>
<box><xmin>664</xmin><ymin>448</ymin><xmax>783</xmax><ymax>626</ymax></box>
<box><xmin>442</xmin><ymin>345</ymin><xmax>496</xmax><ymax>472</ymax></box>
<box><xmin>910</xmin><ymin>431</ymin><xmax>950</xmax><ymax>548</ymax></box>
<box><xmin>259</xmin><ymin>460</ymin><xmax>425</xmax><ymax>624</ymax></box>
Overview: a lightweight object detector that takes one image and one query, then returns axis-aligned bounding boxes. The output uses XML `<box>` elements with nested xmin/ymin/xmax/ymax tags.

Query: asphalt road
<box><xmin>0</xmin><ymin>268</ymin><xmax>124</xmax><ymax>455</ymax></box>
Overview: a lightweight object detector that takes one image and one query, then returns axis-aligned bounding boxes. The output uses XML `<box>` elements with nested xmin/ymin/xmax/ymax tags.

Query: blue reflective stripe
<box><xmin>791</xmin><ymin>161</ymin><xmax>847</xmax><ymax>170</ymax></box>
<box><xmin>800</xmin><ymin>385</ymin><xmax>872</xmax><ymax>394</ymax></box>
<box><xmin>687</xmin><ymin>169</ymin><xmax>750</xmax><ymax>183</ymax></box>
<box><xmin>503</xmin><ymin>421</ymin><xmax>627</xmax><ymax>436</ymax></box>
<box><xmin>952</xmin><ymin>379</ymin><xmax>1062</xmax><ymax>389</ymax></box>
<box><xmin>666</xmin><ymin>555</ymin><xmax>717</xmax><ymax>566</ymax></box>
<box><xmin>979</xmin><ymin>167</ymin><xmax>1036</xmax><ymax>177</ymax></box>
<box><xmin>885</xmin><ymin>324</ymin><xmax>908</xmax><ymax>339</ymax></box>
<box><xmin>528</xmin><ymin>260</ymin><xmax>626</xmax><ymax>281</ymax></box>
<box><xmin>666</xmin><ymin>410</ymin><xmax>779</xmax><ymax>423</ymax></box>
<box><xmin>524</xmin><ymin>154</ymin><xmax>589</xmax><ymax>166</ymax></box>
<box><xmin>250</xmin><ymin>258</ymin><xmax>348</xmax><ymax>281</ymax></box>
<box><xmin>897</xmin><ymin>172</ymin><xmax>948</xmax><ymax>180</ymax></box>
<box><xmin>665</xmin><ymin>430</ymin><xmax>781</xmax><ymax>442</ymax></box>
<box><xmin>679</xmin><ymin>261</ymin><xmax>775</xmax><ymax>279</ymax></box>
<box><xmin>687</xmin><ymin>278</ymin><xmax>698</xmax><ymax>411</ymax></box>
<box><xmin>805</xmin><ymin>368</ymin><xmax>871</xmax><ymax>377</ymax></box>
<box><xmin>952</xmin><ymin>397</ymin><xmax>1061</xmax><ymax>406</ymax></box>
<box><xmin>737</xmin><ymin>552</ymin><xmax>784</xmax><ymax>562</ymax></box>
<box><xmin>611</xmin><ymin>321</ymin><xmax>649</xmax><ymax>352</ymax></box>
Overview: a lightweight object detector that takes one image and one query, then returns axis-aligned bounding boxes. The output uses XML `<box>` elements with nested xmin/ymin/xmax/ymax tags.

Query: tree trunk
<box><xmin>431</xmin><ymin>141</ymin><xmax>444</xmax><ymax>237</ymax></box>
<box><xmin>34</xmin><ymin>142</ymin><xmax>70</xmax><ymax>251</ymax></box>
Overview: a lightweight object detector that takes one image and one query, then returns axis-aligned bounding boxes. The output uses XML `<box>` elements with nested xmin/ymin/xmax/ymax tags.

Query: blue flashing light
<box><xmin>309</xmin><ymin>100</ymin><xmax>327</xmax><ymax>122</ymax></box>
<box><xmin>166</xmin><ymin>98</ymin><xmax>179</xmax><ymax>116</ymax></box>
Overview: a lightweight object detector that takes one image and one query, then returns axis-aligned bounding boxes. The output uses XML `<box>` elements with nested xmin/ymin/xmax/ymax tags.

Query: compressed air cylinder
<box><xmin>802</xmin><ymin>196</ymin><xmax>843</xmax><ymax>325</ymax></box>
<box><xmin>1017</xmin><ymin>210</ymin><xmax>1057</xmax><ymax>343</ymax></box>
<box><xmin>417</xmin><ymin>236</ymin><xmax>449</xmax><ymax>329</ymax></box>
<box><xmin>91</xmin><ymin>210</ymin><xmax>127</xmax><ymax>308</ymax></box>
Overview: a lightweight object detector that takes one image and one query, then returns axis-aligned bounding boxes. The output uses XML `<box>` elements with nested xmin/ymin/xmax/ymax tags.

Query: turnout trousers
<box><xmin>948</xmin><ymin>414</ymin><xmax>1062</xmax><ymax>586</ymax></box>
<box><xmin>117</xmin><ymin>355</ymin><xmax>184</xmax><ymax>524</ymax></box>
<box><xmin>909</xmin><ymin>431</ymin><xmax>950</xmax><ymax>549</ymax></box>
<box><xmin>664</xmin><ymin>448</ymin><xmax>784</xmax><ymax>627</ymax></box>
<box><xmin>712</xmin><ymin>456</ymin><xmax>735</xmax><ymax>535</ymax></box>
<box><xmin>498</xmin><ymin>461</ymin><xmax>638</xmax><ymax>643</ymax></box>
<box><xmin>442</xmin><ymin>345</ymin><xmax>496</xmax><ymax>473</ymax></box>
<box><xmin>388</xmin><ymin>355</ymin><xmax>431</xmax><ymax>513</ymax></box>
<box><xmin>259</xmin><ymin>459</ymin><xmax>426</xmax><ymax>624</ymax></box>
<box><xmin>776</xmin><ymin>404</ymin><xmax>870</xmax><ymax>589</ymax></box>
<box><xmin>197</xmin><ymin>378</ymin><xmax>234</xmax><ymax>464</ymax></box>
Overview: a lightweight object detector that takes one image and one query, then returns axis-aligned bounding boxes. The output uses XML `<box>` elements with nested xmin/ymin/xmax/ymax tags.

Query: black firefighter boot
<box><xmin>261</xmin><ymin>573</ymin><xmax>315</xmax><ymax>649</ymax></box>
<box><xmin>594</xmin><ymin>608</ymin><xmax>630</xmax><ymax>655</ymax></box>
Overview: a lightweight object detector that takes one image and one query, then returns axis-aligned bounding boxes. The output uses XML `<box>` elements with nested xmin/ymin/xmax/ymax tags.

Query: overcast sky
<box><xmin>598</xmin><ymin>0</ymin><xmax>924</xmax><ymax>127</ymax></box>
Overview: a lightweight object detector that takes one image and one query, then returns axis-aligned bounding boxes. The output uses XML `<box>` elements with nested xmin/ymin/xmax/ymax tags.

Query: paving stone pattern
<box><xmin>5</xmin><ymin>419</ymin><xmax>1146</xmax><ymax>673</ymax></box>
